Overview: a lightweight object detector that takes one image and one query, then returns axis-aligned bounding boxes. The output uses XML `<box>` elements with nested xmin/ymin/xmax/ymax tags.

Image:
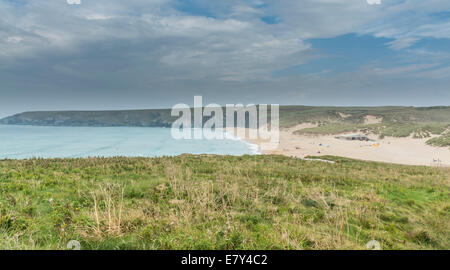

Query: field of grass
<box><xmin>1</xmin><ymin>155</ymin><xmax>448</xmax><ymax>250</ymax></box>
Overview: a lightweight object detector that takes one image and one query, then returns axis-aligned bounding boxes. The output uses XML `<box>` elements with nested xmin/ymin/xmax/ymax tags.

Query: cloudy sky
<box><xmin>1</xmin><ymin>0</ymin><xmax>449</xmax><ymax>117</ymax></box>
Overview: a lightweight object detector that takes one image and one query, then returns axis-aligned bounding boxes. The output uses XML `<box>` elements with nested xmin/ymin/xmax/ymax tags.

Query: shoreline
<box><xmin>228</xmin><ymin>126</ymin><xmax>450</xmax><ymax>167</ymax></box>
<box><xmin>222</xmin><ymin>129</ymin><xmax>262</xmax><ymax>155</ymax></box>
<box><xmin>0</xmin><ymin>124</ymin><xmax>448</xmax><ymax>165</ymax></box>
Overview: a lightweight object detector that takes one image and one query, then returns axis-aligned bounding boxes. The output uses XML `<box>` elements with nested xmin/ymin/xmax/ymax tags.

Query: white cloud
<box><xmin>386</xmin><ymin>37</ymin><xmax>420</xmax><ymax>50</ymax></box>
<box><xmin>414</xmin><ymin>66</ymin><xmax>450</xmax><ymax>79</ymax></box>
<box><xmin>367</xmin><ymin>0</ymin><xmax>381</xmax><ymax>5</ymax></box>
<box><xmin>6</xmin><ymin>36</ymin><xmax>23</xmax><ymax>44</ymax></box>
<box><xmin>67</xmin><ymin>0</ymin><xmax>81</xmax><ymax>5</ymax></box>
<box><xmin>359</xmin><ymin>0</ymin><xmax>450</xmax><ymax>49</ymax></box>
<box><xmin>370</xmin><ymin>63</ymin><xmax>439</xmax><ymax>76</ymax></box>
<box><xmin>85</xmin><ymin>14</ymin><xmax>115</xmax><ymax>20</ymax></box>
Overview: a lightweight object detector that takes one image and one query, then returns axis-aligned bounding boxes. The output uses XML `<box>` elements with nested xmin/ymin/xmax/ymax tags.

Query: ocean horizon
<box><xmin>0</xmin><ymin>125</ymin><xmax>260</xmax><ymax>159</ymax></box>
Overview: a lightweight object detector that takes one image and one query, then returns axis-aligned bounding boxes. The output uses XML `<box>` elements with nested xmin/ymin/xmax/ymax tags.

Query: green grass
<box><xmin>427</xmin><ymin>134</ymin><xmax>450</xmax><ymax>148</ymax></box>
<box><xmin>295</xmin><ymin>122</ymin><xmax>449</xmax><ymax>139</ymax></box>
<box><xmin>279</xmin><ymin>106</ymin><xmax>450</xmax><ymax>127</ymax></box>
<box><xmin>1</xmin><ymin>155</ymin><xmax>449</xmax><ymax>250</ymax></box>
<box><xmin>281</xmin><ymin>106</ymin><xmax>450</xmax><ymax>141</ymax></box>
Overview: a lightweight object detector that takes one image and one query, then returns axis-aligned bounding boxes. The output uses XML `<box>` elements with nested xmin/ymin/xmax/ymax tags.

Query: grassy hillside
<box><xmin>279</xmin><ymin>106</ymin><xmax>450</xmax><ymax>127</ymax></box>
<box><xmin>284</xmin><ymin>106</ymin><xmax>450</xmax><ymax>139</ymax></box>
<box><xmin>2</xmin><ymin>106</ymin><xmax>450</xmax><ymax>130</ymax></box>
<box><xmin>0</xmin><ymin>109</ymin><xmax>177</xmax><ymax>127</ymax></box>
<box><xmin>295</xmin><ymin>122</ymin><xmax>450</xmax><ymax>138</ymax></box>
<box><xmin>0</xmin><ymin>155</ymin><xmax>448</xmax><ymax>250</ymax></box>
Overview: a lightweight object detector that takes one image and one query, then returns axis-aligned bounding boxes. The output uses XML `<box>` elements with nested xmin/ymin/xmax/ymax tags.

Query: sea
<box><xmin>0</xmin><ymin>125</ymin><xmax>259</xmax><ymax>159</ymax></box>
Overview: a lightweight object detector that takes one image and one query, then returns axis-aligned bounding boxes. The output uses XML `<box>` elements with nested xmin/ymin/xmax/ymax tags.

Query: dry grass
<box><xmin>90</xmin><ymin>183</ymin><xmax>125</xmax><ymax>236</ymax></box>
<box><xmin>0</xmin><ymin>155</ymin><xmax>449</xmax><ymax>250</ymax></box>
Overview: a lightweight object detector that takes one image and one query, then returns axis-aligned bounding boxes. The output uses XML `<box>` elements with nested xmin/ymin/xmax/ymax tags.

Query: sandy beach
<box><xmin>227</xmin><ymin>124</ymin><xmax>450</xmax><ymax>167</ymax></box>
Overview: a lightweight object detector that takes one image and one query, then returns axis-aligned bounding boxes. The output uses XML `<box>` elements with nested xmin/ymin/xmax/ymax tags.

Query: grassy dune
<box><xmin>0</xmin><ymin>155</ymin><xmax>449</xmax><ymax>250</ymax></box>
<box><xmin>282</xmin><ymin>106</ymin><xmax>450</xmax><ymax>140</ymax></box>
<box><xmin>279</xmin><ymin>106</ymin><xmax>450</xmax><ymax>127</ymax></box>
<box><xmin>295</xmin><ymin>122</ymin><xmax>450</xmax><ymax>139</ymax></box>
<box><xmin>427</xmin><ymin>134</ymin><xmax>450</xmax><ymax>148</ymax></box>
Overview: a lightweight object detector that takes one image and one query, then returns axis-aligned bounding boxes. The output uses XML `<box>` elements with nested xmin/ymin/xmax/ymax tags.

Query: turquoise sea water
<box><xmin>0</xmin><ymin>125</ymin><xmax>258</xmax><ymax>159</ymax></box>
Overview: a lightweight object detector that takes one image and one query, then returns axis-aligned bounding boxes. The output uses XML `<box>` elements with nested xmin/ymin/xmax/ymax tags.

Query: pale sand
<box><xmin>364</xmin><ymin>115</ymin><xmax>383</xmax><ymax>124</ymax></box>
<box><xmin>226</xmin><ymin>125</ymin><xmax>450</xmax><ymax>167</ymax></box>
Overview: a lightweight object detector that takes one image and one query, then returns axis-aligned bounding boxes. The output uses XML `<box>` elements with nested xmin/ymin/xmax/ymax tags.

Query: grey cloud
<box><xmin>0</xmin><ymin>0</ymin><xmax>449</xmax><ymax>117</ymax></box>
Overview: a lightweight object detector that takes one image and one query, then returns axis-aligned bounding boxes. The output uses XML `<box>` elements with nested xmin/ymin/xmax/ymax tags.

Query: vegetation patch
<box><xmin>295</xmin><ymin>122</ymin><xmax>449</xmax><ymax>139</ymax></box>
<box><xmin>427</xmin><ymin>134</ymin><xmax>450</xmax><ymax>148</ymax></box>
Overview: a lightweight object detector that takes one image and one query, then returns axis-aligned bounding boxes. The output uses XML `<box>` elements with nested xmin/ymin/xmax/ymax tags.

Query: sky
<box><xmin>1</xmin><ymin>0</ymin><xmax>450</xmax><ymax>117</ymax></box>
